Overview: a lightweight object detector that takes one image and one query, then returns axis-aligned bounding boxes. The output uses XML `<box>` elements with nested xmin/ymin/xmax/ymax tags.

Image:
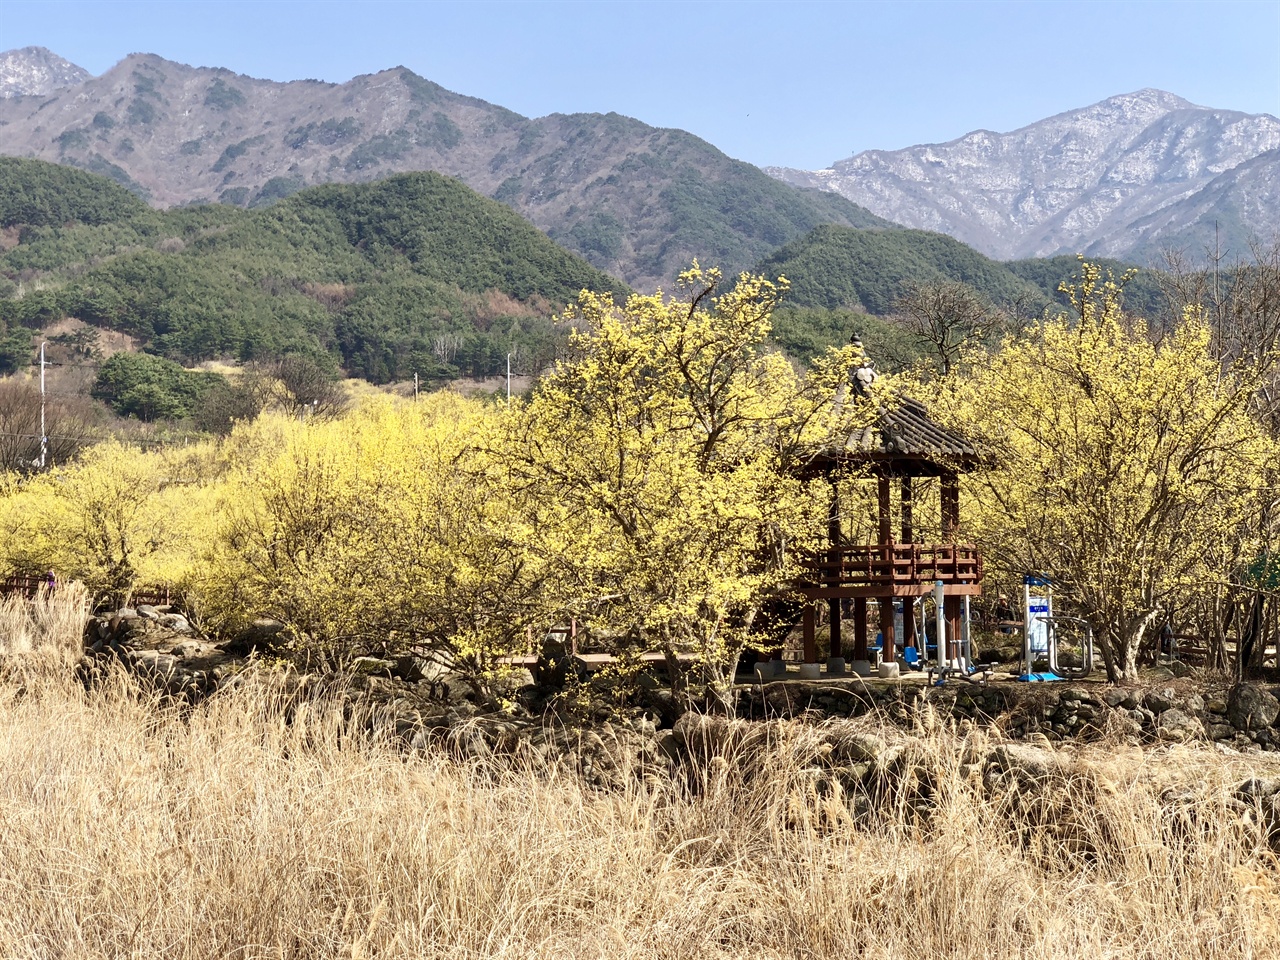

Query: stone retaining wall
<box><xmin>744</xmin><ymin>676</ymin><xmax>1280</xmax><ymax>749</ymax></box>
<box><xmin>75</xmin><ymin>606</ymin><xmax>1280</xmax><ymax>756</ymax></box>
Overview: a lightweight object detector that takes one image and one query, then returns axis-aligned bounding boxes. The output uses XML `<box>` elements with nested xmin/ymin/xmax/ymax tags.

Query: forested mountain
<box><xmin>0</xmin><ymin>158</ymin><xmax>626</xmax><ymax>383</ymax></box>
<box><xmin>757</xmin><ymin>225</ymin><xmax>1045</xmax><ymax>315</ymax></box>
<box><xmin>0</xmin><ymin>48</ymin><xmax>893</xmax><ymax>289</ymax></box>
<box><xmin>0</xmin><ymin>156</ymin><xmax>149</xmax><ymax>225</ymax></box>
<box><xmin>1002</xmin><ymin>254</ymin><xmax>1166</xmax><ymax>318</ymax></box>
<box><xmin>768</xmin><ymin>90</ymin><xmax>1280</xmax><ymax>265</ymax></box>
<box><xmin>754</xmin><ymin>225</ymin><xmax>1168</xmax><ymax>373</ymax></box>
<box><xmin>754</xmin><ymin>224</ymin><xmax>1164</xmax><ymax>318</ymax></box>
<box><xmin>2</xmin><ymin>158</ymin><xmax>1174</xmax><ymax>389</ymax></box>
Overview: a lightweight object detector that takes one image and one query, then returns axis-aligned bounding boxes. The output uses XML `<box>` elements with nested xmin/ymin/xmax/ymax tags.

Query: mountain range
<box><xmin>1</xmin><ymin>47</ymin><xmax>1273</xmax><ymax>285</ymax></box>
<box><xmin>0</xmin><ymin>48</ymin><xmax>889</xmax><ymax>290</ymax></box>
<box><xmin>3</xmin><ymin>153</ymin><xmax>1171</xmax><ymax>394</ymax></box>
<box><xmin>766</xmin><ymin>89</ymin><xmax>1280</xmax><ymax>264</ymax></box>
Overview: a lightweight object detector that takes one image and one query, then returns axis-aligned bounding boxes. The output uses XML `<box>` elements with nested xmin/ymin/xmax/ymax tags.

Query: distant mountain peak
<box><xmin>768</xmin><ymin>90</ymin><xmax>1280</xmax><ymax>264</ymax></box>
<box><xmin>0</xmin><ymin>46</ymin><xmax>92</xmax><ymax>98</ymax></box>
<box><xmin>1101</xmin><ymin>88</ymin><xmax>1196</xmax><ymax>111</ymax></box>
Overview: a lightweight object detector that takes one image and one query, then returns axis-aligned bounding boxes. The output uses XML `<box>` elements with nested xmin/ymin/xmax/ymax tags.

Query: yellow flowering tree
<box><xmin>504</xmin><ymin>264</ymin><xmax>866</xmax><ymax>705</ymax></box>
<box><xmin>933</xmin><ymin>263</ymin><xmax>1274</xmax><ymax>681</ymax></box>
<box><xmin>0</xmin><ymin>440</ymin><xmax>220</xmax><ymax>603</ymax></box>
<box><xmin>202</xmin><ymin>397</ymin><xmax>553</xmax><ymax>701</ymax></box>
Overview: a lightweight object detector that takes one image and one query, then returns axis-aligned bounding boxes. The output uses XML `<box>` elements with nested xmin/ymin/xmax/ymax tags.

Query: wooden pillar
<box><xmin>878</xmin><ymin>475</ymin><xmax>893</xmax><ymax>545</ymax></box>
<box><xmin>945</xmin><ymin>595</ymin><xmax>963</xmax><ymax>663</ymax></box>
<box><xmin>941</xmin><ymin>473</ymin><xmax>960</xmax><ymax>541</ymax></box>
<box><xmin>901</xmin><ymin>476</ymin><xmax>914</xmax><ymax>543</ymax></box>
<box><xmin>802</xmin><ymin>604</ymin><xmax>817</xmax><ymax>664</ymax></box>
<box><xmin>854</xmin><ymin>597</ymin><xmax>868</xmax><ymax>661</ymax></box>
<box><xmin>878</xmin><ymin>473</ymin><xmax>897</xmax><ymax>665</ymax></box>
<box><xmin>880</xmin><ymin>595</ymin><xmax>896</xmax><ymax>664</ymax></box>
<box><xmin>828</xmin><ymin>487</ymin><xmax>842</xmax><ymax>659</ymax></box>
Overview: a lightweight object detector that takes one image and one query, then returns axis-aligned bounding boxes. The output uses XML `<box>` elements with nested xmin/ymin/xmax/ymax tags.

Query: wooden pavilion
<box><xmin>790</xmin><ymin>392</ymin><xmax>984</xmax><ymax>678</ymax></box>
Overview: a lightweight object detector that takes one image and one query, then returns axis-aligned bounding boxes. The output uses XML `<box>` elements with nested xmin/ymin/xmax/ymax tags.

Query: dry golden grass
<box><xmin>1</xmin><ymin>591</ymin><xmax>1279</xmax><ymax>959</ymax></box>
<box><xmin>0</xmin><ymin>582</ymin><xmax>89</xmax><ymax>662</ymax></box>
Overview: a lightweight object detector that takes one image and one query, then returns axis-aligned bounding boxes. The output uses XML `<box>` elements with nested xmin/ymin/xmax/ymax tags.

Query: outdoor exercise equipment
<box><xmin>1044</xmin><ymin>616</ymin><xmax>1094</xmax><ymax>678</ymax></box>
<box><xmin>1016</xmin><ymin>574</ymin><xmax>1094</xmax><ymax>681</ymax></box>
<box><xmin>927</xmin><ymin>581</ymin><xmax>993</xmax><ymax>686</ymax></box>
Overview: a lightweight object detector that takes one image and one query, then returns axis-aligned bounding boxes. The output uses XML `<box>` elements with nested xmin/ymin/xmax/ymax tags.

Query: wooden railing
<box><xmin>799</xmin><ymin>543</ymin><xmax>982</xmax><ymax>595</ymax></box>
<box><xmin>1</xmin><ymin>575</ymin><xmax>55</xmax><ymax>600</ymax></box>
<box><xmin>1</xmin><ymin>575</ymin><xmax>171</xmax><ymax>608</ymax></box>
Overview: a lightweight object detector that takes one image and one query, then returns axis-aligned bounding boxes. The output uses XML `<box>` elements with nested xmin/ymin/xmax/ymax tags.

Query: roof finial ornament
<box><xmin>851</xmin><ymin>333</ymin><xmax>877</xmax><ymax>398</ymax></box>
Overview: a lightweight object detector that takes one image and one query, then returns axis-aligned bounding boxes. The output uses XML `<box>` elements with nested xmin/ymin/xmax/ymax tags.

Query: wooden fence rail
<box><xmin>1</xmin><ymin>575</ymin><xmax>171</xmax><ymax>608</ymax></box>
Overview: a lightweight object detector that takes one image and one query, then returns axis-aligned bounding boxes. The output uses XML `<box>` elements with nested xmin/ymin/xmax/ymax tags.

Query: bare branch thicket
<box><xmin>891</xmin><ymin>279</ymin><xmax>999</xmax><ymax>376</ymax></box>
<box><xmin>0</xmin><ymin>379</ymin><xmax>101</xmax><ymax>471</ymax></box>
<box><xmin>247</xmin><ymin>356</ymin><xmax>348</xmax><ymax>421</ymax></box>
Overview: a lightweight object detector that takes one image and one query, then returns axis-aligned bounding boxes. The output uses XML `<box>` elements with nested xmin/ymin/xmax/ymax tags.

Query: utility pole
<box><xmin>38</xmin><ymin>341</ymin><xmax>48</xmax><ymax>469</ymax></box>
<box><xmin>413</xmin><ymin>372</ymin><xmax>419</xmax><ymax>400</ymax></box>
<box><xmin>506</xmin><ymin>352</ymin><xmax>512</xmax><ymax>408</ymax></box>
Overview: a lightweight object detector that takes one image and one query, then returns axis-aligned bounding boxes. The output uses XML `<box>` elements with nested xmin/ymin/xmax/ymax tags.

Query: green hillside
<box><xmin>1004</xmin><ymin>255</ymin><xmax>1166</xmax><ymax>318</ymax></box>
<box><xmin>757</xmin><ymin>223</ymin><xmax>1166</xmax><ymax>320</ymax></box>
<box><xmin>0</xmin><ymin>159</ymin><xmax>1175</xmax><ymax>392</ymax></box>
<box><xmin>0</xmin><ymin>162</ymin><xmax>627</xmax><ymax>383</ymax></box>
<box><xmin>0</xmin><ymin>157</ymin><xmax>150</xmax><ymax>227</ymax></box>
<box><xmin>753</xmin><ymin>225</ymin><xmax>1177</xmax><ymax>370</ymax></box>
<box><xmin>756</xmin><ymin>224</ymin><xmax>1049</xmax><ymax>315</ymax></box>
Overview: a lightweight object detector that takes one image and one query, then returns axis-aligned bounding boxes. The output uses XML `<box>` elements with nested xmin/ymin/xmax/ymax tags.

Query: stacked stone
<box><xmin>741</xmin><ymin>677</ymin><xmax>1280</xmax><ymax>749</ymax></box>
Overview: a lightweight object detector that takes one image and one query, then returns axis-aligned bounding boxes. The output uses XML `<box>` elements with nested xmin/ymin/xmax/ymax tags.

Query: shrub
<box><xmin>91</xmin><ymin>352</ymin><xmax>224</xmax><ymax>421</ymax></box>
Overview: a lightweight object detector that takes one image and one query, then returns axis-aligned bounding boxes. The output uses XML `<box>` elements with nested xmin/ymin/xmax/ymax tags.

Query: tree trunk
<box><xmin>1097</xmin><ymin>617</ymin><xmax>1147</xmax><ymax>683</ymax></box>
<box><xmin>1118</xmin><ymin>634</ymin><xmax>1142</xmax><ymax>682</ymax></box>
<box><xmin>1091</xmin><ymin>615</ymin><xmax>1122</xmax><ymax>682</ymax></box>
<box><xmin>1240</xmin><ymin>594</ymin><xmax>1268</xmax><ymax>679</ymax></box>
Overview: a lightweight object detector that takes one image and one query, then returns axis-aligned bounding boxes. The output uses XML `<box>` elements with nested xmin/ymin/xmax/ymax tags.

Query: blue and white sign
<box><xmin>1028</xmin><ymin>597</ymin><xmax>1050</xmax><ymax>654</ymax></box>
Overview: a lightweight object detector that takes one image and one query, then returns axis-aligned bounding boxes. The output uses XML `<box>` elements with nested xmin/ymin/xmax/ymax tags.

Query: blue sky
<box><xmin>2</xmin><ymin>0</ymin><xmax>1277</xmax><ymax>169</ymax></box>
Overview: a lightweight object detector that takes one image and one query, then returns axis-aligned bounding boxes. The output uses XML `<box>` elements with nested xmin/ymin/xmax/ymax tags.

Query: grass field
<box><xmin>2</xmin><ymin>589</ymin><xmax>1279</xmax><ymax>959</ymax></box>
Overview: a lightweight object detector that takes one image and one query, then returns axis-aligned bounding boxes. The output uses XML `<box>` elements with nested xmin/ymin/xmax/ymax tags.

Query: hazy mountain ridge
<box><xmin>0</xmin><ymin>46</ymin><xmax>91</xmax><ymax>99</ymax></box>
<box><xmin>767</xmin><ymin>89</ymin><xmax>1280</xmax><ymax>263</ymax></box>
<box><xmin>0</xmin><ymin>49</ymin><xmax>892</xmax><ymax>289</ymax></box>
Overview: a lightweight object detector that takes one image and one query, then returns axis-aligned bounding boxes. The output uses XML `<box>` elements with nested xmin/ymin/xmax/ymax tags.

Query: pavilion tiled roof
<box><xmin>815</xmin><ymin>342</ymin><xmax>981</xmax><ymax>473</ymax></box>
<box><xmin>840</xmin><ymin>397</ymin><xmax>980</xmax><ymax>468</ymax></box>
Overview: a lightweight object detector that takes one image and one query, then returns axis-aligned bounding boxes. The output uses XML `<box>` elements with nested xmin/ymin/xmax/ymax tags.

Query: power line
<box><xmin>0</xmin><ymin>432</ymin><xmax>98</xmax><ymax>442</ymax></box>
